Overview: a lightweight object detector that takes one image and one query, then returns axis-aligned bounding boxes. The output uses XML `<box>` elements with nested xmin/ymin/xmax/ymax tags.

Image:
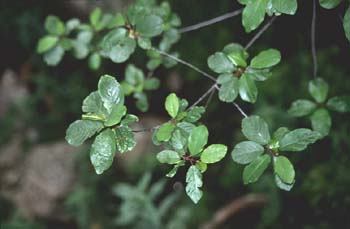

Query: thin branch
<box><xmin>205</xmin><ymin>88</ymin><xmax>216</xmax><ymax>109</ymax></box>
<box><xmin>311</xmin><ymin>0</ymin><xmax>318</xmax><ymax>79</ymax></box>
<box><xmin>188</xmin><ymin>83</ymin><xmax>218</xmax><ymax>110</ymax></box>
<box><xmin>179</xmin><ymin>9</ymin><xmax>243</xmax><ymax>33</ymax></box>
<box><xmin>151</xmin><ymin>48</ymin><xmax>217</xmax><ymax>82</ymax></box>
<box><xmin>244</xmin><ymin>16</ymin><xmax>277</xmax><ymax>50</ymax></box>
<box><xmin>232</xmin><ymin>102</ymin><xmax>248</xmax><ymax>118</ymax></box>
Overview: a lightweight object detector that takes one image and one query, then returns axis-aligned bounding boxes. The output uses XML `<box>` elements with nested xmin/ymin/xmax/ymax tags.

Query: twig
<box><xmin>311</xmin><ymin>0</ymin><xmax>318</xmax><ymax>79</ymax></box>
<box><xmin>200</xmin><ymin>194</ymin><xmax>267</xmax><ymax>229</ymax></box>
<box><xmin>179</xmin><ymin>9</ymin><xmax>243</xmax><ymax>33</ymax></box>
<box><xmin>151</xmin><ymin>48</ymin><xmax>217</xmax><ymax>82</ymax></box>
<box><xmin>244</xmin><ymin>16</ymin><xmax>277</xmax><ymax>50</ymax></box>
<box><xmin>232</xmin><ymin>102</ymin><xmax>248</xmax><ymax>118</ymax></box>
<box><xmin>188</xmin><ymin>83</ymin><xmax>218</xmax><ymax>110</ymax></box>
<box><xmin>205</xmin><ymin>88</ymin><xmax>216</xmax><ymax>109</ymax></box>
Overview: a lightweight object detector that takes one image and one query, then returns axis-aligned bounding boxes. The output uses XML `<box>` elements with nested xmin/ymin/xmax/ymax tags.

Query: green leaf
<box><xmin>226</xmin><ymin>52</ymin><xmax>247</xmax><ymax>67</ymax></box>
<box><xmin>344</xmin><ymin>6</ymin><xmax>350</xmax><ymax>42</ymax></box>
<box><xmin>135</xmin><ymin>14</ymin><xmax>164</xmax><ymax>38</ymax></box>
<box><xmin>137</xmin><ymin>37</ymin><xmax>152</xmax><ymax>50</ymax></box>
<box><xmin>98</xmin><ymin>75</ymin><xmax>124</xmax><ymax>113</ymax></box>
<box><xmin>43</xmin><ymin>45</ymin><xmax>64</xmax><ymax>66</ymax></box>
<box><xmin>272</xmin><ymin>0</ymin><xmax>298</xmax><ymax>15</ymax></box>
<box><xmin>326</xmin><ymin>96</ymin><xmax>350</xmax><ymax>112</ymax></box>
<box><xmin>244</xmin><ymin>68</ymin><xmax>271</xmax><ymax>81</ymax></box>
<box><xmin>196</xmin><ymin>161</ymin><xmax>207</xmax><ymax>173</ymax></box>
<box><xmin>272</xmin><ymin>127</ymin><xmax>290</xmax><ymax>141</ymax></box>
<box><xmin>288</xmin><ymin>99</ymin><xmax>317</xmax><ymax>117</ymax></box>
<box><xmin>239</xmin><ymin>73</ymin><xmax>258</xmax><ymax>103</ymax></box>
<box><xmin>104</xmin><ymin>104</ymin><xmax>127</xmax><ymax>127</ymax></box>
<box><xmin>319</xmin><ymin>0</ymin><xmax>342</xmax><ymax>9</ymax></box>
<box><xmin>242</xmin><ymin>115</ymin><xmax>271</xmax><ymax>145</ymax></box>
<box><xmin>185</xmin><ymin>165</ymin><xmax>203</xmax><ymax>204</ymax></box>
<box><xmin>222</xmin><ymin>43</ymin><xmax>246</xmax><ymax>56</ymax></box>
<box><xmin>125</xmin><ymin>64</ymin><xmax>144</xmax><ymax>86</ymax></box>
<box><xmin>88</xmin><ymin>52</ymin><xmax>101</xmax><ymax>70</ymax></box>
<box><xmin>108</xmin><ymin>13</ymin><xmax>126</xmax><ymax>28</ymax></box>
<box><xmin>242</xmin><ymin>0</ymin><xmax>269</xmax><ymax>33</ymax></box>
<box><xmin>144</xmin><ymin>78</ymin><xmax>160</xmax><ymax>90</ymax></box>
<box><xmin>274</xmin><ymin>156</ymin><xmax>295</xmax><ymax>184</ymax></box>
<box><xmin>121</xmin><ymin>114</ymin><xmax>139</xmax><ymax>125</ymax></box>
<box><xmin>184</xmin><ymin>106</ymin><xmax>205</xmax><ymax>123</ymax></box>
<box><xmin>90</xmin><ymin>8</ymin><xmax>102</xmax><ymax>27</ymax></box>
<box><xmin>90</xmin><ymin>129</ymin><xmax>116</xmax><ymax>174</ymax></box>
<box><xmin>279</xmin><ymin>128</ymin><xmax>321</xmax><ymax>151</ymax></box>
<box><xmin>156</xmin><ymin>123</ymin><xmax>176</xmax><ymax>142</ymax></box>
<box><xmin>115</xmin><ymin>125</ymin><xmax>136</xmax><ymax>153</ymax></box>
<box><xmin>165</xmin><ymin>93</ymin><xmax>180</xmax><ymax>118</ymax></box>
<box><xmin>65</xmin><ymin>120</ymin><xmax>104</xmax><ymax>146</ymax></box>
<box><xmin>82</xmin><ymin>91</ymin><xmax>108</xmax><ymax>117</ymax></box>
<box><xmin>177</xmin><ymin>122</ymin><xmax>196</xmax><ymax>135</ymax></box>
<box><xmin>232</xmin><ymin>141</ymin><xmax>265</xmax><ymax>164</ymax></box>
<box><xmin>109</xmin><ymin>37</ymin><xmax>136</xmax><ymax>63</ymax></box>
<box><xmin>310</xmin><ymin>108</ymin><xmax>331</xmax><ymax>137</ymax></box>
<box><xmin>275</xmin><ymin>175</ymin><xmax>294</xmax><ymax>191</ymax></box>
<box><xmin>250</xmin><ymin>49</ymin><xmax>281</xmax><ymax>69</ymax></box>
<box><xmin>218</xmin><ymin>74</ymin><xmax>239</xmax><ymax>103</ymax></box>
<box><xmin>37</xmin><ymin>36</ymin><xmax>59</xmax><ymax>53</ymax></box>
<box><xmin>45</xmin><ymin>15</ymin><xmax>65</xmax><ymax>35</ymax></box>
<box><xmin>200</xmin><ymin>144</ymin><xmax>227</xmax><ymax>164</ymax></box>
<box><xmin>170</xmin><ymin>129</ymin><xmax>187</xmax><ymax>153</ymax></box>
<box><xmin>166</xmin><ymin>161</ymin><xmax>185</xmax><ymax>178</ymax></box>
<box><xmin>243</xmin><ymin>154</ymin><xmax>271</xmax><ymax>184</ymax></box>
<box><xmin>207</xmin><ymin>52</ymin><xmax>235</xmax><ymax>74</ymax></box>
<box><xmin>156</xmin><ymin>150</ymin><xmax>181</xmax><ymax>164</ymax></box>
<box><xmin>188</xmin><ymin>125</ymin><xmax>209</xmax><ymax>156</ymax></box>
<box><xmin>134</xmin><ymin>92</ymin><xmax>149</xmax><ymax>112</ymax></box>
<box><xmin>82</xmin><ymin>113</ymin><xmax>105</xmax><ymax>122</ymax></box>
<box><xmin>308</xmin><ymin>78</ymin><xmax>329</xmax><ymax>103</ymax></box>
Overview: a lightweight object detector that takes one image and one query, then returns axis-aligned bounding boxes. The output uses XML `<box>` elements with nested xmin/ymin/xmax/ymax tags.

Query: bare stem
<box><xmin>188</xmin><ymin>83</ymin><xmax>218</xmax><ymax>110</ymax></box>
<box><xmin>244</xmin><ymin>16</ymin><xmax>277</xmax><ymax>50</ymax></box>
<box><xmin>311</xmin><ymin>0</ymin><xmax>318</xmax><ymax>79</ymax></box>
<box><xmin>179</xmin><ymin>9</ymin><xmax>243</xmax><ymax>33</ymax></box>
<box><xmin>232</xmin><ymin>102</ymin><xmax>248</xmax><ymax>118</ymax></box>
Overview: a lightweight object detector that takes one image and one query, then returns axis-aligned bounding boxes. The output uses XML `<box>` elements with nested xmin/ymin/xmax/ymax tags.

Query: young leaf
<box><xmin>274</xmin><ymin>156</ymin><xmax>295</xmax><ymax>184</ymax></box>
<box><xmin>272</xmin><ymin>127</ymin><xmax>290</xmax><ymax>141</ymax></box>
<box><xmin>243</xmin><ymin>154</ymin><xmax>271</xmax><ymax>184</ymax></box>
<box><xmin>242</xmin><ymin>115</ymin><xmax>271</xmax><ymax>145</ymax></box>
<box><xmin>326</xmin><ymin>96</ymin><xmax>350</xmax><ymax>112</ymax></box>
<box><xmin>232</xmin><ymin>141</ymin><xmax>265</xmax><ymax>164</ymax></box>
<box><xmin>200</xmin><ymin>144</ymin><xmax>228</xmax><ymax>164</ymax></box>
<box><xmin>308</xmin><ymin>78</ymin><xmax>329</xmax><ymax>103</ymax></box>
<box><xmin>250</xmin><ymin>49</ymin><xmax>281</xmax><ymax>69</ymax></box>
<box><xmin>65</xmin><ymin>120</ymin><xmax>104</xmax><ymax>146</ymax></box>
<box><xmin>275</xmin><ymin>174</ymin><xmax>294</xmax><ymax>191</ymax></box>
<box><xmin>37</xmin><ymin>35</ymin><xmax>59</xmax><ymax>53</ymax></box>
<box><xmin>98</xmin><ymin>75</ymin><xmax>124</xmax><ymax>113</ymax></box>
<box><xmin>156</xmin><ymin>150</ymin><xmax>181</xmax><ymax>164</ymax></box>
<box><xmin>188</xmin><ymin>125</ymin><xmax>209</xmax><ymax>156</ymax></box>
<box><xmin>310</xmin><ymin>108</ymin><xmax>331</xmax><ymax>137</ymax></box>
<box><xmin>279</xmin><ymin>128</ymin><xmax>321</xmax><ymax>151</ymax></box>
<box><xmin>196</xmin><ymin>161</ymin><xmax>208</xmax><ymax>173</ymax></box>
<box><xmin>239</xmin><ymin>73</ymin><xmax>258</xmax><ymax>103</ymax></box>
<box><xmin>156</xmin><ymin>123</ymin><xmax>176</xmax><ymax>142</ymax></box>
<box><xmin>165</xmin><ymin>93</ymin><xmax>180</xmax><ymax>118</ymax></box>
<box><xmin>90</xmin><ymin>128</ymin><xmax>116</xmax><ymax>174</ymax></box>
<box><xmin>242</xmin><ymin>0</ymin><xmax>269</xmax><ymax>33</ymax></box>
<box><xmin>115</xmin><ymin>125</ymin><xmax>136</xmax><ymax>153</ymax></box>
<box><xmin>104</xmin><ymin>104</ymin><xmax>127</xmax><ymax>127</ymax></box>
<box><xmin>185</xmin><ymin>165</ymin><xmax>203</xmax><ymax>204</ymax></box>
<box><xmin>207</xmin><ymin>52</ymin><xmax>235</xmax><ymax>73</ymax></box>
<box><xmin>288</xmin><ymin>99</ymin><xmax>317</xmax><ymax>117</ymax></box>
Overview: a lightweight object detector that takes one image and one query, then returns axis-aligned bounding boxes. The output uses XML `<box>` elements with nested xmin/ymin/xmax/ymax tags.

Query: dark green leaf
<box><xmin>326</xmin><ymin>96</ymin><xmax>350</xmax><ymax>112</ymax></box>
<box><xmin>104</xmin><ymin>104</ymin><xmax>127</xmax><ymax>127</ymax></box>
<box><xmin>207</xmin><ymin>52</ymin><xmax>235</xmax><ymax>74</ymax></box>
<box><xmin>308</xmin><ymin>78</ymin><xmax>329</xmax><ymax>103</ymax></box>
<box><xmin>66</xmin><ymin>120</ymin><xmax>104</xmax><ymax>146</ymax></box>
<box><xmin>243</xmin><ymin>154</ymin><xmax>271</xmax><ymax>184</ymax></box>
<box><xmin>274</xmin><ymin>156</ymin><xmax>295</xmax><ymax>184</ymax></box>
<box><xmin>218</xmin><ymin>74</ymin><xmax>239</xmax><ymax>103</ymax></box>
<box><xmin>232</xmin><ymin>141</ymin><xmax>265</xmax><ymax>164</ymax></box>
<box><xmin>279</xmin><ymin>128</ymin><xmax>321</xmax><ymax>151</ymax></box>
<box><xmin>242</xmin><ymin>115</ymin><xmax>271</xmax><ymax>145</ymax></box>
<box><xmin>156</xmin><ymin>150</ymin><xmax>181</xmax><ymax>164</ymax></box>
<box><xmin>98</xmin><ymin>75</ymin><xmax>124</xmax><ymax>113</ymax></box>
<box><xmin>244</xmin><ymin>68</ymin><xmax>271</xmax><ymax>81</ymax></box>
<box><xmin>319</xmin><ymin>0</ymin><xmax>342</xmax><ymax>9</ymax></box>
<box><xmin>134</xmin><ymin>92</ymin><xmax>149</xmax><ymax>112</ymax></box>
<box><xmin>188</xmin><ymin>125</ymin><xmax>208</xmax><ymax>156</ymax></box>
<box><xmin>115</xmin><ymin>125</ymin><xmax>136</xmax><ymax>153</ymax></box>
<box><xmin>200</xmin><ymin>144</ymin><xmax>227</xmax><ymax>164</ymax></box>
<box><xmin>135</xmin><ymin>14</ymin><xmax>164</xmax><ymax>38</ymax></box>
<box><xmin>242</xmin><ymin>0</ymin><xmax>269</xmax><ymax>33</ymax></box>
<box><xmin>82</xmin><ymin>91</ymin><xmax>108</xmax><ymax>117</ymax></box>
<box><xmin>310</xmin><ymin>108</ymin><xmax>331</xmax><ymax>137</ymax></box>
<box><xmin>239</xmin><ymin>73</ymin><xmax>258</xmax><ymax>103</ymax></box>
<box><xmin>250</xmin><ymin>49</ymin><xmax>281</xmax><ymax>69</ymax></box>
<box><xmin>288</xmin><ymin>99</ymin><xmax>317</xmax><ymax>117</ymax></box>
<box><xmin>275</xmin><ymin>174</ymin><xmax>294</xmax><ymax>191</ymax></box>
<box><xmin>272</xmin><ymin>0</ymin><xmax>298</xmax><ymax>15</ymax></box>
<box><xmin>272</xmin><ymin>127</ymin><xmax>290</xmax><ymax>142</ymax></box>
<box><xmin>344</xmin><ymin>6</ymin><xmax>350</xmax><ymax>42</ymax></box>
<box><xmin>144</xmin><ymin>78</ymin><xmax>160</xmax><ymax>90</ymax></box>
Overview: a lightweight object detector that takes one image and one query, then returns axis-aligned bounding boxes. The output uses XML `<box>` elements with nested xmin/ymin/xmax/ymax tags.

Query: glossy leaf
<box><xmin>239</xmin><ymin>73</ymin><xmax>258</xmax><ymax>103</ymax></box>
<box><xmin>98</xmin><ymin>75</ymin><xmax>124</xmax><ymax>113</ymax></box>
<box><xmin>165</xmin><ymin>93</ymin><xmax>180</xmax><ymax>118</ymax></box>
<box><xmin>207</xmin><ymin>52</ymin><xmax>235</xmax><ymax>73</ymax></box>
<box><xmin>135</xmin><ymin>14</ymin><xmax>164</xmax><ymax>38</ymax></box>
<box><xmin>65</xmin><ymin>120</ymin><xmax>104</xmax><ymax>146</ymax></box>
<box><xmin>279</xmin><ymin>128</ymin><xmax>321</xmax><ymax>151</ymax></box>
<box><xmin>200</xmin><ymin>144</ymin><xmax>227</xmax><ymax>164</ymax></box>
<box><xmin>274</xmin><ymin>156</ymin><xmax>295</xmax><ymax>184</ymax></box>
<box><xmin>156</xmin><ymin>150</ymin><xmax>181</xmax><ymax>164</ymax></box>
<box><xmin>243</xmin><ymin>154</ymin><xmax>271</xmax><ymax>184</ymax></box>
<box><xmin>308</xmin><ymin>78</ymin><xmax>329</xmax><ymax>103</ymax></box>
<box><xmin>156</xmin><ymin>123</ymin><xmax>176</xmax><ymax>142</ymax></box>
<box><xmin>319</xmin><ymin>0</ymin><xmax>342</xmax><ymax>9</ymax></box>
<box><xmin>104</xmin><ymin>104</ymin><xmax>127</xmax><ymax>127</ymax></box>
<box><xmin>185</xmin><ymin>165</ymin><xmax>203</xmax><ymax>204</ymax></box>
<box><xmin>242</xmin><ymin>0</ymin><xmax>269</xmax><ymax>33</ymax></box>
<box><xmin>115</xmin><ymin>125</ymin><xmax>136</xmax><ymax>153</ymax></box>
<box><xmin>218</xmin><ymin>74</ymin><xmax>239</xmax><ymax>103</ymax></box>
<box><xmin>272</xmin><ymin>0</ymin><xmax>298</xmax><ymax>15</ymax></box>
<box><xmin>232</xmin><ymin>141</ymin><xmax>265</xmax><ymax>164</ymax></box>
<box><xmin>82</xmin><ymin>91</ymin><xmax>108</xmax><ymax>117</ymax></box>
<box><xmin>188</xmin><ymin>125</ymin><xmax>209</xmax><ymax>156</ymax></box>
<box><xmin>288</xmin><ymin>99</ymin><xmax>317</xmax><ymax>117</ymax></box>
<box><xmin>250</xmin><ymin>49</ymin><xmax>281</xmax><ymax>69</ymax></box>
<box><xmin>242</xmin><ymin>115</ymin><xmax>271</xmax><ymax>145</ymax></box>
<box><xmin>310</xmin><ymin>108</ymin><xmax>331</xmax><ymax>137</ymax></box>
<box><xmin>275</xmin><ymin>174</ymin><xmax>294</xmax><ymax>191</ymax></box>
<box><xmin>326</xmin><ymin>96</ymin><xmax>350</xmax><ymax>112</ymax></box>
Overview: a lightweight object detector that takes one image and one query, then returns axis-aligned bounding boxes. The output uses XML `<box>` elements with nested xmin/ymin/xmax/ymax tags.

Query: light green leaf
<box><xmin>184</xmin><ymin>106</ymin><xmax>205</xmax><ymax>123</ymax></box>
<box><xmin>272</xmin><ymin>0</ymin><xmax>298</xmax><ymax>15</ymax></box>
<box><xmin>242</xmin><ymin>0</ymin><xmax>269</xmax><ymax>33</ymax></box>
<box><xmin>188</xmin><ymin>125</ymin><xmax>209</xmax><ymax>156</ymax></box>
<box><xmin>115</xmin><ymin>125</ymin><xmax>136</xmax><ymax>153</ymax></box>
<box><xmin>200</xmin><ymin>144</ymin><xmax>227</xmax><ymax>164</ymax></box>
<box><xmin>207</xmin><ymin>52</ymin><xmax>235</xmax><ymax>74</ymax></box>
<box><xmin>308</xmin><ymin>78</ymin><xmax>329</xmax><ymax>103</ymax></box>
<box><xmin>135</xmin><ymin>14</ymin><xmax>164</xmax><ymax>38</ymax></box>
<box><xmin>288</xmin><ymin>99</ymin><xmax>317</xmax><ymax>117</ymax></box>
<box><xmin>108</xmin><ymin>13</ymin><xmax>126</xmax><ymax>28</ymax></box>
<box><xmin>144</xmin><ymin>78</ymin><xmax>160</xmax><ymax>90</ymax></box>
<box><xmin>170</xmin><ymin>129</ymin><xmax>187</xmax><ymax>153</ymax></box>
<box><xmin>185</xmin><ymin>165</ymin><xmax>203</xmax><ymax>204</ymax></box>
<box><xmin>218</xmin><ymin>74</ymin><xmax>239</xmax><ymax>103</ymax></box>
<box><xmin>279</xmin><ymin>128</ymin><xmax>321</xmax><ymax>151</ymax></box>
<box><xmin>165</xmin><ymin>93</ymin><xmax>180</xmax><ymax>118</ymax></box>
<box><xmin>156</xmin><ymin>150</ymin><xmax>181</xmax><ymax>164</ymax></box>
<box><xmin>242</xmin><ymin>115</ymin><xmax>271</xmax><ymax>145</ymax></box>
<box><xmin>310</xmin><ymin>108</ymin><xmax>331</xmax><ymax>137</ymax></box>
<box><xmin>166</xmin><ymin>161</ymin><xmax>185</xmax><ymax>178</ymax></box>
<box><xmin>226</xmin><ymin>52</ymin><xmax>247</xmax><ymax>67</ymax></box>
<box><xmin>45</xmin><ymin>15</ymin><xmax>65</xmax><ymax>35</ymax></box>
<box><xmin>243</xmin><ymin>154</ymin><xmax>271</xmax><ymax>184</ymax></box>
<box><xmin>134</xmin><ymin>92</ymin><xmax>149</xmax><ymax>112</ymax></box>
<box><xmin>90</xmin><ymin>129</ymin><xmax>116</xmax><ymax>174</ymax></box>
<box><xmin>275</xmin><ymin>174</ymin><xmax>294</xmax><ymax>191</ymax></box>
<box><xmin>244</xmin><ymin>68</ymin><xmax>271</xmax><ymax>81</ymax></box>
<box><xmin>125</xmin><ymin>64</ymin><xmax>144</xmax><ymax>86</ymax></box>
<box><xmin>37</xmin><ymin>36</ymin><xmax>59</xmax><ymax>53</ymax></box>
<box><xmin>344</xmin><ymin>6</ymin><xmax>350</xmax><ymax>42</ymax></box>
<box><xmin>104</xmin><ymin>104</ymin><xmax>127</xmax><ymax>127</ymax></box>
<box><xmin>272</xmin><ymin>127</ymin><xmax>290</xmax><ymax>141</ymax></box>
<box><xmin>274</xmin><ymin>156</ymin><xmax>295</xmax><ymax>184</ymax></box>
<box><xmin>319</xmin><ymin>0</ymin><xmax>342</xmax><ymax>9</ymax></box>
<box><xmin>156</xmin><ymin>123</ymin><xmax>176</xmax><ymax>142</ymax></box>
<box><xmin>109</xmin><ymin>37</ymin><xmax>136</xmax><ymax>63</ymax></box>
<box><xmin>43</xmin><ymin>45</ymin><xmax>64</xmax><ymax>66</ymax></box>
<box><xmin>326</xmin><ymin>96</ymin><xmax>350</xmax><ymax>112</ymax></box>
<box><xmin>232</xmin><ymin>141</ymin><xmax>265</xmax><ymax>164</ymax></box>
<box><xmin>196</xmin><ymin>161</ymin><xmax>207</xmax><ymax>173</ymax></box>
<box><xmin>239</xmin><ymin>73</ymin><xmax>258</xmax><ymax>103</ymax></box>
<box><xmin>250</xmin><ymin>49</ymin><xmax>281</xmax><ymax>69</ymax></box>
<box><xmin>177</xmin><ymin>122</ymin><xmax>196</xmax><ymax>135</ymax></box>
<box><xmin>65</xmin><ymin>120</ymin><xmax>104</xmax><ymax>146</ymax></box>
<box><xmin>82</xmin><ymin>91</ymin><xmax>108</xmax><ymax>117</ymax></box>
<box><xmin>90</xmin><ymin>8</ymin><xmax>102</xmax><ymax>28</ymax></box>
<box><xmin>98</xmin><ymin>75</ymin><xmax>124</xmax><ymax>113</ymax></box>
<box><xmin>138</xmin><ymin>37</ymin><xmax>152</xmax><ymax>50</ymax></box>
<box><xmin>121</xmin><ymin>114</ymin><xmax>139</xmax><ymax>126</ymax></box>
<box><xmin>88</xmin><ymin>52</ymin><xmax>101</xmax><ymax>70</ymax></box>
